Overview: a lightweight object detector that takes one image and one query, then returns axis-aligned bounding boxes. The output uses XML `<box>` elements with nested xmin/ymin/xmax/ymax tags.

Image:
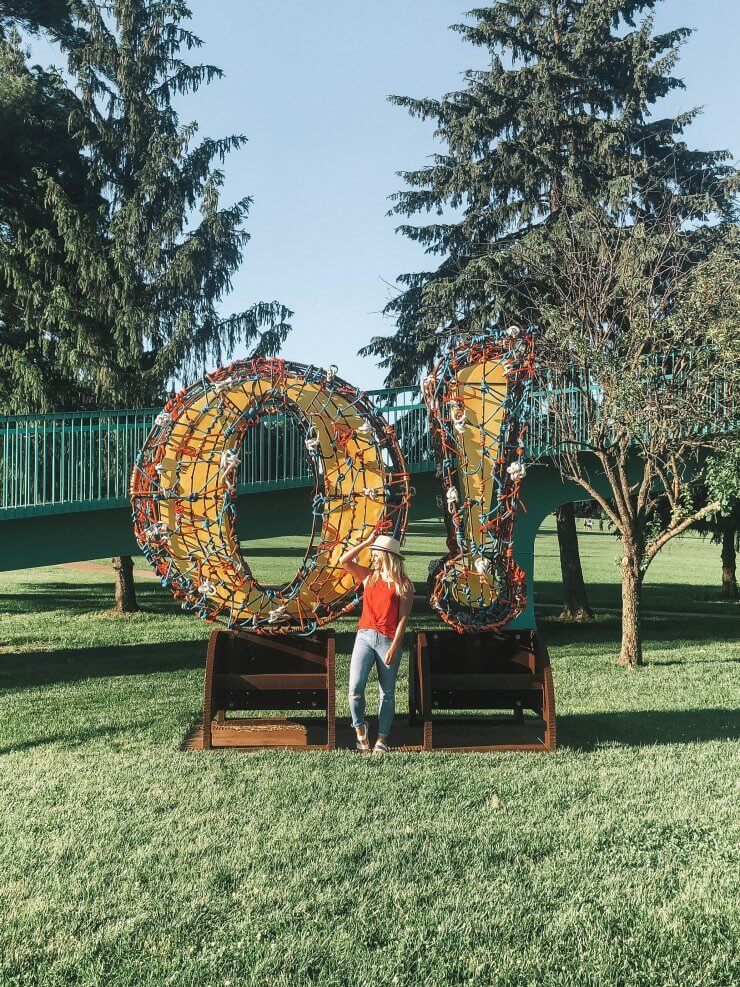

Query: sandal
<box><xmin>355</xmin><ymin>726</ymin><xmax>370</xmax><ymax>753</ymax></box>
<box><xmin>372</xmin><ymin>739</ymin><xmax>389</xmax><ymax>755</ymax></box>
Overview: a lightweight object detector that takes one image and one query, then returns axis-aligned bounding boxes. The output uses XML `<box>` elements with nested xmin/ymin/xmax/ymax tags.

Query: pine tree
<box><xmin>2</xmin><ymin>1</ymin><xmax>292</xmax><ymax>609</ymax></box>
<box><xmin>362</xmin><ymin>0</ymin><xmax>733</xmax><ymax>627</ymax></box>
<box><xmin>2</xmin><ymin>1</ymin><xmax>291</xmax><ymax>413</ymax></box>
<box><xmin>363</xmin><ymin>0</ymin><xmax>732</xmax><ymax>382</ymax></box>
<box><xmin>59</xmin><ymin>0</ymin><xmax>292</xmax><ymax>409</ymax></box>
<box><xmin>0</xmin><ymin>29</ymin><xmax>105</xmax><ymax>412</ymax></box>
<box><xmin>0</xmin><ymin>0</ymin><xmax>80</xmax><ymax>45</ymax></box>
<box><xmin>62</xmin><ymin>0</ymin><xmax>292</xmax><ymax>610</ymax></box>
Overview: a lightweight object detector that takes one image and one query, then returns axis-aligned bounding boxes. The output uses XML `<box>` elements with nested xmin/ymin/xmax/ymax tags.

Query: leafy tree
<box><xmin>696</xmin><ymin>452</ymin><xmax>740</xmax><ymax>600</ymax></box>
<box><xmin>686</xmin><ymin>233</ymin><xmax>740</xmax><ymax>600</ymax></box>
<box><xmin>361</xmin><ymin>0</ymin><xmax>734</xmax><ymax>625</ymax></box>
<box><xmin>520</xmin><ymin>196</ymin><xmax>738</xmax><ymax>666</ymax></box>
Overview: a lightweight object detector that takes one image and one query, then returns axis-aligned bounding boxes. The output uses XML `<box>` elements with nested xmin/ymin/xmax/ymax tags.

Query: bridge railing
<box><xmin>0</xmin><ymin>409</ymin><xmax>159</xmax><ymax>517</ymax></box>
<box><xmin>0</xmin><ymin>388</ymin><xmax>439</xmax><ymax>517</ymax></box>
<box><xmin>1</xmin><ymin>375</ymin><xmax>732</xmax><ymax>518</ymax></box>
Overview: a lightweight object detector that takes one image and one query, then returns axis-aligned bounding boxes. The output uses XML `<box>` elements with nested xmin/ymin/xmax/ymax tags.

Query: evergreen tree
<box><xmin>57</xmin><ymin>0</ymin><xmax>292</xmax><ymax>409</ymax></box>
<box><xmin>363</xmin><ymin>0</ymin><xmax>732</xmax><ymax>382</ymax></box>
<box><xmin>2</xmin><ymin>1</ymin><xmax>292</xmax><ymax>609</ymax></box>
<box><xmin>0</xmin><ymin>29</ymin><xmax>105</xmax><ymax>412</ymax></box>
<box><xmin>61</xmin><ymin>0</ymin><xmax>292</xmax><ymax>610</ymax></box>
<box><xmin>2</xmin><ymin>1</ymin><xmax>291</xmax><ymax>414</ymax></box>
<box><xmin>0</xmin><ymin>0</ymin><xmax>79</xmax><ymax>45</ymax></box>
<box><xmin>362</xmin><ymin>0</ymin><xmax>734</xmax><ymax>628</ymax></box>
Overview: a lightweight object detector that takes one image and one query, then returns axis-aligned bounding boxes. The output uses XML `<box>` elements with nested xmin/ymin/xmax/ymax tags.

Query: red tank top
<box><xmin>358</xmin><ymin>578</ymin><xmax>400</xmax><ymax>638</ymax></box>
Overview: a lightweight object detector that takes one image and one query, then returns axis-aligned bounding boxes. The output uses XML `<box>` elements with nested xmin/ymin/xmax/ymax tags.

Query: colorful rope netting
<box><xmin>130</xmin><ymin>358</ymin><xmax>410</xmax><ymax>635</ymax></box>
<box><xmin>422</xmin><ymin>329</ymin><xmax>536</xmax><ymax>633</ymax></box>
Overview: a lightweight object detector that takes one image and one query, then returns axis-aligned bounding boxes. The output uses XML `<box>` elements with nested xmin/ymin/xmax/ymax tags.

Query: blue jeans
<box><xmin>348</xmin><ymin>629</ymin><xmax>401</xmax><ymax>737</ymax></box>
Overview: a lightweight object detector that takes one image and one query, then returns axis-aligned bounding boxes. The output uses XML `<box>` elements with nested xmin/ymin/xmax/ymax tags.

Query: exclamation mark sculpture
<box><xmin>423</xmin><ymin>329</ymin><xmax>536</xmax><ymax>633</ymax></box>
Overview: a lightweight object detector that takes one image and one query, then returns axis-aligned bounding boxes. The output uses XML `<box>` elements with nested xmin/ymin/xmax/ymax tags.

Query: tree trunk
<box><xmin>112</xmin><ymin>555</ymin><xmax>139</xmax><ymax>613</ymax></box>
<box><xmin>619</xmin><ymin>554</ymin><xmax>643</xmax><ymax>668</ymax></box>
<box><xmin>556</xmin><ymin>503</ymin><xmax>593</xmax><ymax>620</ymax></box>
<box><xmin>721</xmin><ymin>527</ymin><xmax>738</xmax><ymax>599</ymax></box>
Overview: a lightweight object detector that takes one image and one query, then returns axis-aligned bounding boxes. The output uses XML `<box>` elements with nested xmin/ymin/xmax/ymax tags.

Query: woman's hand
<box><xmin>339</xmin><ymin>528</ymin><xmax>377</xmax><ymax>582</ymax></box>
<box><xmin>362</xmin><ymin>518</ymin><xmax>392</xmax><ymax>545</ymax></box>
<box><xmin>383</xmin><ymin>585</ymin><xmax>412</xmax><ymax>666</ymax></box>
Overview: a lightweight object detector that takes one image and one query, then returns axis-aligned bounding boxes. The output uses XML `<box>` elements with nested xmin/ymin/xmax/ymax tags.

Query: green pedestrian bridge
<box><xmin>1</xmin><ymin>383</ymin><xmax>734</xmax><ymax>627</ymax></box>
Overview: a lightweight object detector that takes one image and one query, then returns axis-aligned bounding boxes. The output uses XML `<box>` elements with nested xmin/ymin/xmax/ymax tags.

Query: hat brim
<box><xmin>370</xmin><ymin>544</ymin><xmax>404</xmax><ymax>558</ymax></box>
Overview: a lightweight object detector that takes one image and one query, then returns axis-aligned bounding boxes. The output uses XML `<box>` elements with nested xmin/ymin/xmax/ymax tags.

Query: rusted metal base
<box><xmin>193</xmin><ymin>626</ymin><xmax>555</xmax><ymax>754</ymax></box>
<box><xmin>409</xmin><ymin>629</ymin><xmax>557</xmax><ymax>752</ymax></box>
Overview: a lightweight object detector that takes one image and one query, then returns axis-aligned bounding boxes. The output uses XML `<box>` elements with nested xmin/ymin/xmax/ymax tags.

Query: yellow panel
<box><xmin>448</xmin><ymin>359</ymin><xmax>508</xmax><ymax>608</ymax></box>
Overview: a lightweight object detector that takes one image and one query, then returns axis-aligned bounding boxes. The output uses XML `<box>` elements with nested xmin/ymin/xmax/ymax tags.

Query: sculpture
<box><xmin>131</xmin><ymin>332</ymin><xmax>534</xmax><ymax>637</ymax></box>
<box><xmin>422</xmin><ymin>330</ymin><xmax>535</xmax><ymax>632</ymax></box>
<box><xmin>131</xmin><ymin>357</ymin><xmax>410</xmax><ymax>634</ymax></box>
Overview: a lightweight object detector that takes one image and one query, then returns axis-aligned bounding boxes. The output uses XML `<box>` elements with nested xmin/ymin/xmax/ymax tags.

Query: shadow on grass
<box><xmin>0</xmin><ymin>581</ymin><xmax>176</xmax><ymax>617</ymax></box>
<box><xmin>558</xmin><ymin>708</ymin><xmax>740</xmax><ymax>750</ymax></box>
<box><xmin>0</xmin><ymin>640</ymin><xmax>205</xmax><ymax>690</ymax></box>
<box><xmin>0</xmin><ymin>721</ymin><xmax>151</xmax><ymax>756</ymax></box>
<box><xmin>538</xmin><ymin>612</ymin><xmax>740</xmax><ymax>649</ymax></box>
<box><xmin>534</xmin><ymin>578</ymin><xmax>740</xmax><ymax>613</ymax></box>
<box><xmin>2</xmin><ymin>628</ymin><xmax>737</xmax><ymax>753</ymax></box>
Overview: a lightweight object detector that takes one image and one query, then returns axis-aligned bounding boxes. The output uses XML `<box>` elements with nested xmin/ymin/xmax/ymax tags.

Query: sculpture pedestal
<box><xmin>409</xmin><ymin>629</ymin><xmax>556</xmax><ymax>752</ymax></box>
<box><xmin>202</xmin><ymin>629</ymin><xmax>336</xmax><ymax>750</ymax></box>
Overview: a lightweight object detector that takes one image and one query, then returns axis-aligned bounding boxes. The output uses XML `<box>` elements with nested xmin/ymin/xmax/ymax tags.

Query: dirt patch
<box><xmin>61</xmin><ymin>561</ymin><xmax>158</xmax><ymax>580</ymax></box>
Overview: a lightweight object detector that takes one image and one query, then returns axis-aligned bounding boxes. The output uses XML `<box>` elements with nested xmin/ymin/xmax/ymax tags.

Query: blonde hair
<box><xmin>369</xmin><ymin>549</ymin><xmax>412</xmax><ymax>596</ymax></box>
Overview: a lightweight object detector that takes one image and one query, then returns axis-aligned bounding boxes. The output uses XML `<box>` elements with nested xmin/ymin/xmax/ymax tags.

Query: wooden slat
<box><xmin>215</xmin><ymin>673</ymin><xmax>327</xmax><ymax>691</ymax></box>
<box><xmin>181</xmin><ymin>720</ymin><xmax>548</xmax><ymax>754</ymax></box>
<box><xmin>432</xmin><ymin>673</ymin><xmax>543</xmax><ymax>691</ymax></box>
<box><xmin>211</xmin><ymin>723</ymin><xmax>308</xmax><ymax>747</ymax></box>
<box><xmin>211</xmin><ymin>716</ymin><xmax>303</xmax><ymax>726</ymax></box>
<box><xmin>423</xmin><ymin>743</ymin><xmax>548</xmax><ymax>752</ymax></box>
<box><xmin>422</xmin><ymin>713</ymin><xmax>542</xmax><ymax>724</ymax></box>
<box><xmin>222</xmin><ymin>632</ymin><xmax>329</xmax><ymax>665</ymax></box>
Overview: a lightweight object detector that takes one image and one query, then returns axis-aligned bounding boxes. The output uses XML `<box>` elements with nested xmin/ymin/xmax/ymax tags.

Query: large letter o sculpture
<box><xmin>423</xmin><ymin>330</ymin><xmax>535</xmax><ymax>633</ymax></box>
<box><xmin>131</xmin><ymin>358</ymin><xmax>410</xmax><ymax>635</ymax></box>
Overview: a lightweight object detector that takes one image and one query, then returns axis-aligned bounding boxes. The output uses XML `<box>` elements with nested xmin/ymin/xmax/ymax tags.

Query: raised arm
<box><xmin>339</xmin><ymin>530</ymin><xmax>377</xmax><ymax>584</ymax></box>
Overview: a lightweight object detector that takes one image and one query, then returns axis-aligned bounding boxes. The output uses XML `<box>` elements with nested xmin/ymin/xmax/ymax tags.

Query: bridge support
<box><xmin>0</xmin><ymin>508</ymin><xmax>139</xmax><ymax>572</ymax></box>
<box><xmin>0</xmin><ymin>487</ymin><xmax>317</xmax><ymax>572</ymax></box>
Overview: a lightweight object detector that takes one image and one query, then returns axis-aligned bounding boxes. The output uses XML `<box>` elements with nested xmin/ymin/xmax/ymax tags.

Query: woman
<box><xmin>340</xmin><ymin>530</ymin><xmax>414</xmax><ymax>754</ymax></box>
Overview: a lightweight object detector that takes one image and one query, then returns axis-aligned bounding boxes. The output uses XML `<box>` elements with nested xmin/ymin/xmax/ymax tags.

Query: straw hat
<box><xmin>369</xmin><ymin>534</ymin><xmax>404</xmax><ymax>558</ymax></box>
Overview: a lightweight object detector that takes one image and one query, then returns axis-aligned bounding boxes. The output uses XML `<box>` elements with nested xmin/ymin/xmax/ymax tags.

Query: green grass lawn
<box><xmin>0</xmin><ymin>519</ymin><xmax>738</xmax><ymax>985</ymax></box>
<box><xmin>531</xmin><ymin>516</ymin><xmax>739</xmax><ymax>615</ymax></box>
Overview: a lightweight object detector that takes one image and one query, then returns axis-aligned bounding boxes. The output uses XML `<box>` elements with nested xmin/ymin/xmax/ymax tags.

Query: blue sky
<box><xmin>31</xmin><ymin>1</ymin><xmax>740</xmax><ymax>389</ymax></box>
